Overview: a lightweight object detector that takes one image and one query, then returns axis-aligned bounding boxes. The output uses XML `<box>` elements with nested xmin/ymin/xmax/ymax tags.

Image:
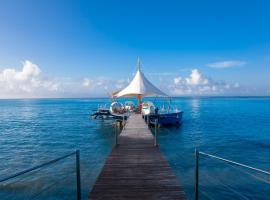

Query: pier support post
<box><xmin>194</xmin><ymin>149</ymin><xmax>199</xmax><ymax>200</ymax></box>
<box><xmin>154</xmin><ymin>118</ymin><xmax>158</xmax><ymax>146</ymax></box>
<box><xmin>115</xmin><ymin>120</ymin><xmax>118</xmax><ymax>146</ymax></box>
<box><xmin>76</xmin><ymin>150</ymin><xmax>81</xmax><ymax>200</ymax></box>
<box><xmin>122</xmin><ymin>115</ymin><xmax>125</xmax><ymax>129</ymax></box>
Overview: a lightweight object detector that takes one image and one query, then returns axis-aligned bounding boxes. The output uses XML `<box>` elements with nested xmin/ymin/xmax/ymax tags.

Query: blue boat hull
<box><xmin>149</xmin><ymin>111</ymin><xmax>183</xmax><ymax>126</ymax></box>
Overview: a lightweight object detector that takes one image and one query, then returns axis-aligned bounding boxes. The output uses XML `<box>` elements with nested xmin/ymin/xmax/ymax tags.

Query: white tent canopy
<box><xmin>112</xmin><ymin>60</ymin><xmax>167</xmax><ymax>98</ymax></box>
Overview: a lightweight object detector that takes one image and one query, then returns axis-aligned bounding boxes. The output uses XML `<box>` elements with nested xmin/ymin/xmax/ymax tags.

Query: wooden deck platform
<box><xmin>89</xmin><ymin>114</ymin><xmax>187</xmax><ymax>200</ymax></box>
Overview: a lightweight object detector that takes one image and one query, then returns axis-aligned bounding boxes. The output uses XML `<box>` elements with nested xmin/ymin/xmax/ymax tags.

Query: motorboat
<box><xmin>141</xmin><ymin>101</ymin><xmax>156</xmax><ymax>116</ymax></box>
<box><xmin>91</xmin><ymin>102</ymin><xmax>127</xmax><ymax>120</ymax></box>
<box><xmin>110</xmin><ymin>102</ymin><xmax>125</xmax><ymax>114</ymax></box>
<box><xmin>149</xmin><ymin>109</ymin><xmax>183</xmax><ymax>126</ymax></box>
<box><xmin>124</xmin><ymin>101</ymin><xmax>135</xmax><ymax>112</ymax></box>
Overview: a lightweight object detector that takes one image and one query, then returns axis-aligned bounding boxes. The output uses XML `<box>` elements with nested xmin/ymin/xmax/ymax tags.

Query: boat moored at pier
<box><xmin>111</xmin><ymin>58</ymin><xmax>184</xmax><ymax>127</ymax></box>
<box><xmin>148</xmin><ymin>111</ymin><xmax>183</xmax><ymax>126</ymax></box>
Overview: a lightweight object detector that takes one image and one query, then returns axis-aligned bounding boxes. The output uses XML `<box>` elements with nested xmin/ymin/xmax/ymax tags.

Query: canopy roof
<box><xmin>113</xmin><ymin>60</ymin><xmax>167</xmax><ymax>98</ymax></box>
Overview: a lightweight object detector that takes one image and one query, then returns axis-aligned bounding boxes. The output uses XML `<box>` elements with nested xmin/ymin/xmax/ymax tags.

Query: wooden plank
<box><xmin>89</xmin><ymin>114</ymin><xmax>187</xmax><ymax>200</ymax></box>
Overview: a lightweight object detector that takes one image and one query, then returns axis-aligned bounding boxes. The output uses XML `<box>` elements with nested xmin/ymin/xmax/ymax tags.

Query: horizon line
<box><xmin>0</xmin><ymin>95</ymin><xmax>270</xmax><ymax>100</ymax></box>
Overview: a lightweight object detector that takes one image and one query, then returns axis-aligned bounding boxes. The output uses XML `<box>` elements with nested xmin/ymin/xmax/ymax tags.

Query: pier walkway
<box><xmin>89</xmin><ymin>114</ymin><xmax>187</xmax><ymax>200</ymax></box>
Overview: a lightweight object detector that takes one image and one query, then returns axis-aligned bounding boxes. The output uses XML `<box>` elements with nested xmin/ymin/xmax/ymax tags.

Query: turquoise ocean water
<box><xmin>0</xmin><ymin>97</ymin><xmax>269</xmax><ymax>199</ymax></box>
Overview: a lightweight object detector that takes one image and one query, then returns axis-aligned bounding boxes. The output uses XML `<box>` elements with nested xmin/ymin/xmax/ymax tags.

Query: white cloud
<box><xmin>0</xmin><ymin>60</ymin><xmax>40</xmax><ymax>82</ymax></box>
<box><xmin>0</xmin><ymin>61</ymin><xmax>252</xmax><ymax>98</ymax></box>
<box><xmin>171</xmin><ymin>69</ymin><xmax>241</xmax><ymax>95</ymax></box>
<box><xmin>115</xmin><ymin>79</ymin><xmax>126</xmax><ymax>89</ymax></box>
<box><xmin>234</xmin><ymin>82</ymin><xmax>240</xmax><ymax>88</ymax></box>
<box><xmin>82</xmin><ymin>78</ymin><xmax>91</xmax><ymax>87</ymax></box>
<box><xmin>0</xmin><ymin>60</ymin><xmax>114</xmax><ymax>98</ymax></box>
<box><xmin>148</xmin><ymin>72</ymin><xmax>174</xmax><ymax>76</ymax></box>
<box><xmin>207</xmin><ymin>60</ymin><xmax>246</xmax><ymax>68</ymax></box>
<box><xmin>96</xmin><ymin>78</ymin><xmax>106</xmax><ymax>86</ymax></box>
<box><xmin>174</xmin><ymin>77</ymin><xmax>182</xmax><ymax>84</ymax></box>
<box><xmin>0</xmin><ymin>60</ymin><xmax>60</xmax><ymax>98</ymax></box>
<box><xmin>185</xmin><ymin>69</ymin><xmax>206</xmax><ymax>85</ymax></box>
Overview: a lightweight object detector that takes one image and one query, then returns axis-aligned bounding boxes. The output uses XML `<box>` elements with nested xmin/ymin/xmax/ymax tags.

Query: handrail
<box><xmin>115</xmin><ymin>119</ymin><xmax>118</xmax><ymax>146</ymax></box>
<box><xmin>0</xmin><ymin>151</ymin><xmax>75</xmax><ymax>183</ymax></box>
<box><xmin>199</xmin><ymin>151</ymin><xmax>270</xmax><ymax>175</ymax></box>
<box><xmin>194</xmin><ymin>149</ymin><xmax>270</xmax><ymax>200</ymax></box>
<box><xmin>154</xmin><ymin>118</ymin><xmax>158</xmax><ymax>147</ymax></box>
<box><xmin>143</xmin><ymin>115</ymin><xmax>158</xmax><ymax>146</ymax></box>
<box><xmin>114</xmin><ymin>114</ymin><xmax>128</xmax><ymax>146</ymax></box>
<box><xmin>0</xmin><ymin>150</ymin><xmax>81</xmax><ymax>200</ymax></box>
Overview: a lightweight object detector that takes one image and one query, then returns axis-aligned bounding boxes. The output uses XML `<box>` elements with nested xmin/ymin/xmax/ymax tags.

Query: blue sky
<box><xmin>0</xmin><ymin>0</ymin><xmax>269</xmax><ymax>97</ymax></box>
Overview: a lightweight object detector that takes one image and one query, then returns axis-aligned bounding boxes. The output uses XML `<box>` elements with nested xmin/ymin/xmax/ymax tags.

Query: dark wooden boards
<box><xmin>89</xmin><ymin>114</ymin><xmax>187</xmax><ymax>200</ymax></box>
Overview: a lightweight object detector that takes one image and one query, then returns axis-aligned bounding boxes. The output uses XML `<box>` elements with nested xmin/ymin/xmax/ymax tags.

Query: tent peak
<box><xmin>136</xmin><ymin>57</ymin><xmax>141</xmax><ymax>71</ymax></box>
<box><xmin>112</xmin><ymin>58</ymin><xmax>167</xmax><ymax>98</ymax></box>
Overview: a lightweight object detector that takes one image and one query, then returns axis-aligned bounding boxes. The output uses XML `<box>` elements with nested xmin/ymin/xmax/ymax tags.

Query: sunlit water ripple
<box><xmin>0</xmin><ymin>97</ymin><xmax>269</xmax><ymax>200</ymax></box>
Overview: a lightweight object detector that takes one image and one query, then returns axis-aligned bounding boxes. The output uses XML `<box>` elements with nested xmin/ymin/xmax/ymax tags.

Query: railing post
<box><xmin>154</xmin><ymin>118</ymin><xmax>158</xmax><ymax>146</ymax></box>
<box><xmin>76</xmin><ymin>150</ymin><xmax>81</xmax><ymax>200</ymax></box>
<box><xmin>194</xmin><ymin>149</ymin><xmax>199</xmax><ymax>200</ymax></box>
<box><xmin>115</xmin><ymin>120</ymin><xmax>118</xmax><ymax>146</ymax></box>
<box><xmin>122</xmin><ymin>115</ymin><xmax>125</xmax><ymax>129</ymax></box>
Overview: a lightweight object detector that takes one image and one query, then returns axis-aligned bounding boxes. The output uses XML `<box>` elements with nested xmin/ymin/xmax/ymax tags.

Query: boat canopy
<box><xmin>112</xmin><ymin>60</ymin><xmax>167</xmax><ymax>98</ymax></box>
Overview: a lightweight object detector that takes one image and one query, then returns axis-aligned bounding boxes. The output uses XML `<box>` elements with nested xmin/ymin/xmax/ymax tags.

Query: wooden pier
<box><xmin>89</xmin><ymin>114</ymin><xmax>187</xmax><ymax>200</ymax></box>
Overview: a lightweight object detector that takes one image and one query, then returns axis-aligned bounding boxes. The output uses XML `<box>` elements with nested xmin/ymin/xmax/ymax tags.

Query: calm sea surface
<box><xmin>0</xmin><ymin>97</ymin><xmax>269</xmax><ymax>200</ymax></box>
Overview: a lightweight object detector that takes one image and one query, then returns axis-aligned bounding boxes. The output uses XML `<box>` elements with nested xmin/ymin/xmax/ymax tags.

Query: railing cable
<box><xmin>199</xmin><ymin>151</ymin><xmax>270</xmax><ymax>175</ymax></box>
<box><xmin>1</xmin><ymin>166</ymin><xmax>44</xmax><ymax>186</ymax></box>
<box><xmin>194</xmin><ymin>150</ymin><xmax>270</xmax><ymax>200</ymax></box>
<box><xmin>0</xmin><ymin>151</ymin><xmax>76</xmax><ymax>183</ymax></box>
<box><xmin>0</xmin><ymin>150</ymin><xmax>81</xmax><ymax>200</ymax></box>
<box><xmin>201</xmin><ymin>170</ymin><xmax>250</xmax><ymax>200</ymax></box>
<box><xmin>30</xmin><ymin>169</ymin><xmax>76</xmax><ymax>200</ymax></box>
<box><xmin>229</xmin><ymin>162</ymin><xmax>270</xmax><ymax>184</ymax></box>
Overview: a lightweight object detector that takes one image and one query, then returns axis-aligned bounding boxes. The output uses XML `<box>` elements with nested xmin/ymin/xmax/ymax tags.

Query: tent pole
<box><xmin>137</xmin><ymin>94</ymin><xmax>142</xmax><ymax>113</ymax></box>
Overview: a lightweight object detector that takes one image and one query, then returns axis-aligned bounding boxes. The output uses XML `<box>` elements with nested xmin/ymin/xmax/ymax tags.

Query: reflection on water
<box><xmin>157</xmin><ymin>97</ymin><xmax>270</xmax><ymax>200</ymax></box>
<box><xmin>0</xmin><ymin>97</ymin><xmax>270</xmax><ymax>200</ymax></box>
<box><xmin>0</xmin><ymin>99</ymin><xmax>114</xmax><ymax>200</ymax></box>
<box><xmin>190</xmin><ymin>98</ymin><xmax>200</xmax><ymax>119</ymax></box>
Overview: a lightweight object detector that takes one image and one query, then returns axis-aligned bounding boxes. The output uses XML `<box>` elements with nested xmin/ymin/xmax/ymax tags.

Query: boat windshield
<box><xmin>142</xmin><ymin>102</ymin><xmax>154</xmax><ymax>109</ymax></box>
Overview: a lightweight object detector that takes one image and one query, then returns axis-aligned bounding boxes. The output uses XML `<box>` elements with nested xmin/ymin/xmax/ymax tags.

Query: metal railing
<box><xmin>0</xmin><ymin>150</ymin><xmax>81</xmax><ymax>200</ymax></box>
<box><xmin>143</xmin><ymin>115</ymin><xmax>158</xmax><ymax>146</ymax></box>
<box><xmin>114</xmin><ymin>115</ymin><xmax>127</xmax><ymax>146</ymax></box>
<box><xmin>194</xmin><ymin>149</ymin><xmax>270</xmax><ymax>200</ymax></box>
<box><xmin>115</xmin><ymin>119</ymin><xmax>119</xmax><ymax>146</ymax></box>
<box><xmin>154</xmin><ymin>118</ymin><xmax>158</xmax><ymax>147</ymax></box>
